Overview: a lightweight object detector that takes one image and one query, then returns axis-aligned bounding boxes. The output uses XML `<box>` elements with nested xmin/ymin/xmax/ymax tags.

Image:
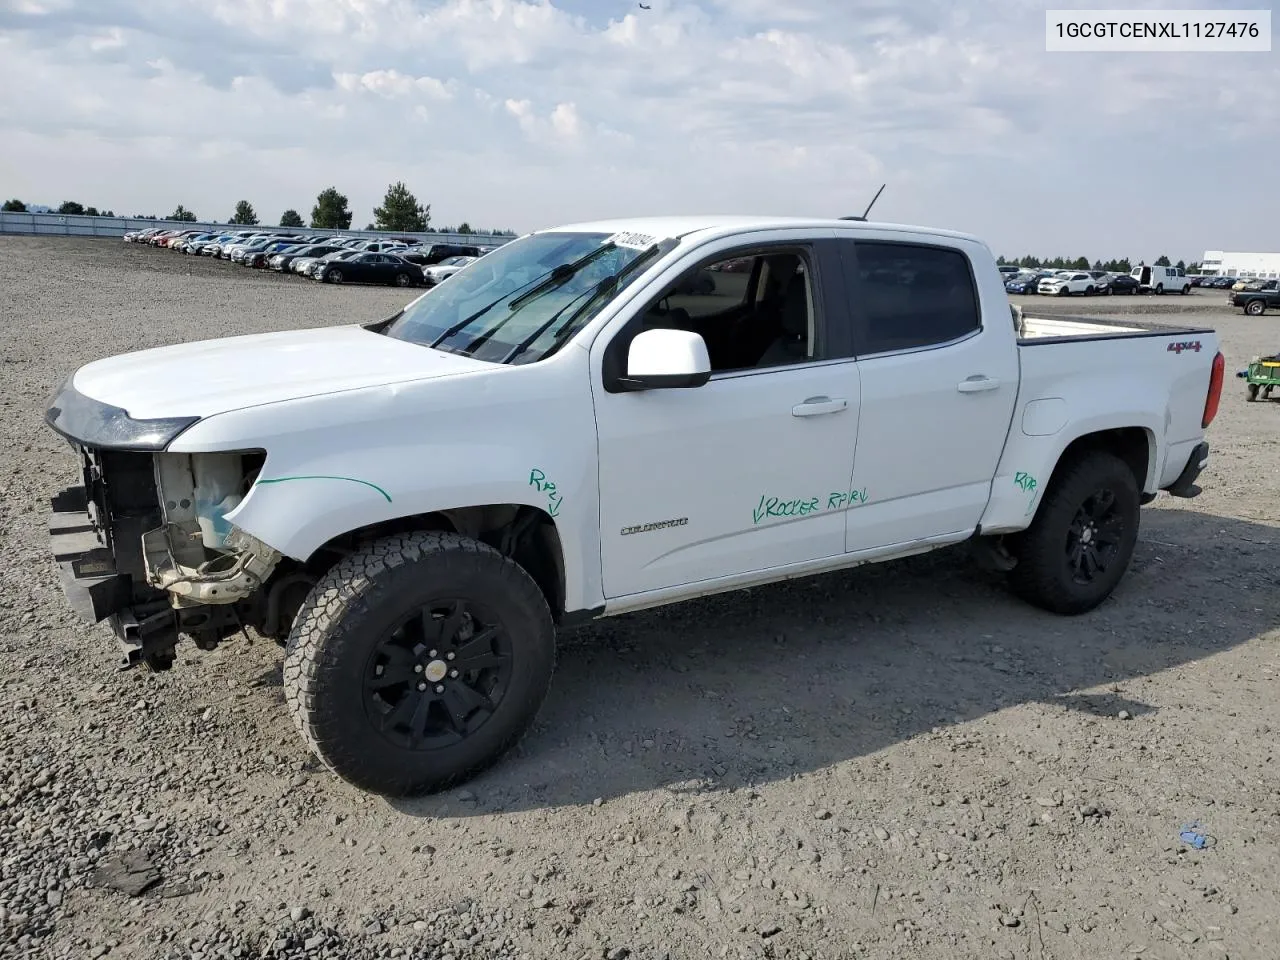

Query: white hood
<box><xmin>71</xmin><ymin>324</ymin><xmax>491</xmax><ymax>420</ymax></box>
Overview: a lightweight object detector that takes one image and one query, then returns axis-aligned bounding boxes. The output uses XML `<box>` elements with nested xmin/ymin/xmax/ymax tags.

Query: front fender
<box><xmin>166</xmin><ymin>352</ymin><xmax>603</xmax><ymax>612</ymax></box>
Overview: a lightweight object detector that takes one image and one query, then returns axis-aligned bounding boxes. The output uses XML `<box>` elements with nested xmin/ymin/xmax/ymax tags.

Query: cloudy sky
<box><xmin>1</xmin><ymin>0</ymin><xmax>1275</xmax><ymax>262</ymax></box>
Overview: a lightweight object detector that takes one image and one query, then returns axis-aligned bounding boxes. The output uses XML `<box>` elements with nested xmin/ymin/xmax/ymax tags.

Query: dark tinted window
<box><xmin>846</xmin><ymin>241</ymin><xmax>979</xmax><ymax>354</ymax></box>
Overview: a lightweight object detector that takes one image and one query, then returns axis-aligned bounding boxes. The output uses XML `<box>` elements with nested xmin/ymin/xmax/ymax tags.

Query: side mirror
<box><xmin>619</xmin><ymin>328</ymin><xmax>712</xmax><ymax>391</ymax></box>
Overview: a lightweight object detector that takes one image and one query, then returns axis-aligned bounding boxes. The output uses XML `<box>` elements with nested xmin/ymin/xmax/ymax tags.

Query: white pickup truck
<box><xmin>45</xmin><ymin>216</ymin><xmax>1224</xmax><ymax>797</ymax></box>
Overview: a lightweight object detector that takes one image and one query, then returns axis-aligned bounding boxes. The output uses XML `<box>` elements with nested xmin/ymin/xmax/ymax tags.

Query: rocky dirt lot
<box><xmin>1</xmin><ymin>237</ymin><xmax>1278</xmax><ymax>960</ymax></box>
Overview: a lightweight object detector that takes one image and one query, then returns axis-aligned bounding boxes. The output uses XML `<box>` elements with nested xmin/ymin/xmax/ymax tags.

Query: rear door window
<box><xmin>838</xmin><ymin>240</ymin><xmax>981</xmax><ymax>355</ymax></box>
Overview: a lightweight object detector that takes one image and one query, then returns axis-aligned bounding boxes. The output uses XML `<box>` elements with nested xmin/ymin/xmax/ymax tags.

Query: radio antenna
<box><xmin>839</xmin><ymin>183</ymin><xmax>886</xmax><ymax>221</ymax></box>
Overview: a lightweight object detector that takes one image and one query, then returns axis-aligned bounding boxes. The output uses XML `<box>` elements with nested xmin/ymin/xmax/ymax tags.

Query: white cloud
<box><xmin>504</xmin><ymin>97</ymin><xmax>535</xmax><ymax>131</ymax></box>
<box><xmin>9</xmin><ymin>0</ymin><xmax>73</xmax><ymax>12</ymax></box>
<box><xmin>87</xmin><ymin>27</ymin><xmax>124</xmax><ymax>51</ymax></box>
<box><xmin>549</xmin><ymin>102</ymin><xmax>580</xmax><ymax>139</ymax></box>
<box><xmin>333</xmin><ymin>69</ymin><xmax>453</xmax><ymax>100</ymax></box>
<box><xmin>0</xmin><ymin>0</ymin><xmax>1274</xmax><ymax>256</ymax></box>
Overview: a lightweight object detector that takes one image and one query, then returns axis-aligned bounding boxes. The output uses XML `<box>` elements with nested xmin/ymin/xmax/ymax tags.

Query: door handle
<box><xmin>957</xmin><ymin>376</ymin><xmax>1000</xmax><ymax>393</ymax></box>
<box><xmin>792</xmin><ymin>397</ymin><xmax>848</xmax><ymax>417</ymax></box>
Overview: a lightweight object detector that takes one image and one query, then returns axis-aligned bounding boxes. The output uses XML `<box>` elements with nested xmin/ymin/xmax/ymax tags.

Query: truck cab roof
<box><xmin>541</xmin><ymin>215</ymin><xmax>986</xmax><ymax>248</ymax></box>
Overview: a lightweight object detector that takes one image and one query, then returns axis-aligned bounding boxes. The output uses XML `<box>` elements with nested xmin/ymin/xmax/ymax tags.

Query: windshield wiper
<box><xmin>500</xmin><ymin>243</ymin><xmax>661</xmax><ymax>365</ymax></box>
<box><xmin>497</xmin><ymin>285</ymin><xmax>601</xmax><ymax>364</ymax></box>
<box><xmin>507</xmin><ymin>243</ymin><xmax>616</xmax><ymax>309</ymax></box>
<box><xmin>426</xmin><ymin>255</ymin><xmax>595</xmax><ymax>351</ymax></box>
<box><xmin>439</xmin><ymin>244</ymin><xmax>625</xmax><ymax>356</ymax></box>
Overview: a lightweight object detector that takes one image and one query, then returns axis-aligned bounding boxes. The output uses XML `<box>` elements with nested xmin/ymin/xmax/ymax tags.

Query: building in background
<box><xmin>1201</xmin><ymin>251</ymin><xmax>1280</xmax><ymax>279</ymax></box>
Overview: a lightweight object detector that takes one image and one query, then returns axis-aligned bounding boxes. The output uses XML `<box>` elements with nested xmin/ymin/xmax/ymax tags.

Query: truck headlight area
<box><xmin>146</xmin><ymin>452</ymin><xmax>280</xmax><ymax>604</ymax></box>
<box><xmin>45</xmin><ymin>376</ymin><xmax>200</xmax><ymax>451</ymax></box>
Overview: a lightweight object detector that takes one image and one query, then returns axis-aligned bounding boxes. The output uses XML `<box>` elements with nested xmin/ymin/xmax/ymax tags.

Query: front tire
<box><xmin>283</xmin><ymin>532</ymin><xmax>556</xmax><ymax>797</ymax></box>
<box><xmin>1247</xmin><ymin>383</ymin><xmax>1260</xmax><ymax>401</ymax></box>
<box><xmin>327</xmin><ymin>268</ymin><xmax>343</xmax><ymax>284</ymax></box>
<box><xmin>394</xmin><ymin>272</ymin><xmax>412</xmax><ymax>287</ymax></box>
<box><xmin>1245</xmin><ymin>300</ymin><xmax>1266</xmax><ymax>316</ymax></box>
<box><xmin>1006</xmin><ymin>451</ymin><xmax>1141</xmax><ymax>615</ymax></box>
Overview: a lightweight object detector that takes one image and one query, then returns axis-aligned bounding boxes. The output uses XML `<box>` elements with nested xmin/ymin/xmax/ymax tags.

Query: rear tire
<box><xmin>1006</xmin><ymin>451</ymin><xmax>1141</xmax><ymax>615</ymax></box>
<box><xmin>283</xmin><ymin>532</ymin><xmax>556</xmax><ymax>797</ymax></box>
<box><xmin>1247</xmin><ymin>383</ymin><xmax>1260</xmax><ymax>401</ymax></box>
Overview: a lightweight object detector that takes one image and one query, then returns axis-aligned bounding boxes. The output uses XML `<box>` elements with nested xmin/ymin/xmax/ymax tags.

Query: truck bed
<box><xmin>1003</xmin><ymin>305</ymin><xmax>1219</xmax><ymax>509</ymax></box>
<box><xmin>1014</xmin><ymin>306</ymin><xmax>1210</xmax><ymax>343</ymax></box>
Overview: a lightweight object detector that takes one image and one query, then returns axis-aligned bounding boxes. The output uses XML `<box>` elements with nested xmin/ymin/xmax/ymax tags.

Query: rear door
<box><xmin>385</xmin><ymin>256</ymin><xmax>412</xmax><ymax>281</ymax></box>
<box><xmin>835</xmin><ymin>237</ymin><xmax>1020</xmax><ymax>553</ymax></box>
<box><xmin>370</xmin><ymin>253</ymin><xmax>398</xmax><ymax>281</ymax></box>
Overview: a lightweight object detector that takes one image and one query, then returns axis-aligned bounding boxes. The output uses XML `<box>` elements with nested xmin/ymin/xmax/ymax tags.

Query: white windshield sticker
<box><xmin>605</xmin><ymin>231</ymin><xmax>658</xmax><ymax>250</ymax></box>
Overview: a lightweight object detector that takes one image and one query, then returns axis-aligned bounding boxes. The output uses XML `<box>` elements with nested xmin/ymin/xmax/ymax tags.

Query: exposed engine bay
<box><xmin>49</xmin><ymin>446</ymin><xmax>318</xmax><ymax>671</ymax></box>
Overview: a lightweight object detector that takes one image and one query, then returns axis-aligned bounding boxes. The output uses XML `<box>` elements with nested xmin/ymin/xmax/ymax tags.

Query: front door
<box><xmin>834</xmin><ymin>237</ymin><xmax>1020</xmax><ymax>553</ymax></box>
<box><xmin>352</xmin><ymin>254</ymin><xmax>384</xmax><ymax>282</ymax></box>
<box><xmin>591</xmin><ymin>238</ymin><xmax>861</xmax><ymax>598</ymax></box>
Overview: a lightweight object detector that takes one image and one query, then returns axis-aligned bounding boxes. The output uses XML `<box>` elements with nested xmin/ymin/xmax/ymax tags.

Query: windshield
<box><xmin>384</xmin><ymin>230</ymin><xmax>673</xmax><ymax>365</ymax></box>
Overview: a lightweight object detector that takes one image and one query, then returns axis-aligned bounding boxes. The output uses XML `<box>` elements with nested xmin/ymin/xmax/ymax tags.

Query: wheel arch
<box><xmin>1045</xmin><ymin>426</ymin><xmax>1153</xmax><ymax>499</ymax></box>
<box><xmin>305</xmin><ymin>503</ymin><xmax>568</xmax><ymax>622</ymax></box>
<box><xmin>981</xmin><ymin>421</ymin><xmax>1158</xmax><ymax>534</ymax></box>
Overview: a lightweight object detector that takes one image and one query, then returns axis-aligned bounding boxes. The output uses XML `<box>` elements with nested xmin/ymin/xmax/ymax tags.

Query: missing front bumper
<box><xmin>143</xmin><ymin>525</ymin><xmax>282</xmax><ymax>605</ymax></box>
<box><xmin>49</xmin><ymin>485</ymin><xmax>130</xmax><ymax>622</ymax></box>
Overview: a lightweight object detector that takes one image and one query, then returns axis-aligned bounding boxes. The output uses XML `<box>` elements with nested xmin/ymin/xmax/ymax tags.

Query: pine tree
<box><xmin>230</xmin><ymin>200</ymin><xmax>259</xmax><ymax>226</ymax></box>
<box><xmin>311</xmin><ymin>187</ymin><xmax>353</xmax><ymax>230</ymax></box>
<box><xmin>372</xmin><ymin>182</ymin><xmax>428</xmax><ymax>232</ymax></box>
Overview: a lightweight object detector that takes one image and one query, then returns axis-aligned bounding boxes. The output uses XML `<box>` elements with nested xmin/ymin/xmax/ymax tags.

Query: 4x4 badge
<box><xmin>1167</xmin><ymin>340</ymin><xmax>1202</xmax><ymax>354</ymax></box>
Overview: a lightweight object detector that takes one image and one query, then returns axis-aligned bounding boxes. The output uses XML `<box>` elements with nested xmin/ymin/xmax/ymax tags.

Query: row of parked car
<box><xmin>1001</xmin><ymin>267</ymin><xmax>1144</xmax><ymax>297</ymax></box>
<box><xmin>1001</xmin><ymin>264</ymin><xmax>1260</xmax><ymax>298</ymax></box>
<box><xmin>123</xmin><ymin>226</ymin><xmax>494</xmax><ymax>287</ymax></box>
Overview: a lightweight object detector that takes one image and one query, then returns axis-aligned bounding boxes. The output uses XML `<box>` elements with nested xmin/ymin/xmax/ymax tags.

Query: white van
<box><xmin>1132</xmin><ymin>264</ymin><xmax>1191</xmax><ymax>295</ymax></box>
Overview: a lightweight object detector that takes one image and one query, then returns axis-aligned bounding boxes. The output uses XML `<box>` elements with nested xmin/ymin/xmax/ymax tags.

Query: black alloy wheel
<box><xmin>1065</xmin><ymin>487</ymin><xmax>1126</xmax><ymax>585</ymax></box>
<box><xmin>363</xmin><ymin>598</ymin><xmax>512</xmax><ymax>751</ymax></box>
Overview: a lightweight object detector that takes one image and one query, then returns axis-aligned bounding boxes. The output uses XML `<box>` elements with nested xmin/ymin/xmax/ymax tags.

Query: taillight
<box><xmin>1202</xmin><ymin>350</ymin><xmax>1224</xmax><ymax>428</ymax></box>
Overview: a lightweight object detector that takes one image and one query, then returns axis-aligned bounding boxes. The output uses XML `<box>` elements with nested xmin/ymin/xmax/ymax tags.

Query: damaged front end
<box><xmin>48</xmin><ymin>440</ymin><xmax>298</xmax><ymax>670</ymax></box>
<box><xmin>142</xmin><ymin>452</ymin><xmax>281</xmax><ymax>607</ymax></box>
<box><xmin>43</xmin><ymin>379</ymin><xmax>325</xmax><ymax>671</ymax></box>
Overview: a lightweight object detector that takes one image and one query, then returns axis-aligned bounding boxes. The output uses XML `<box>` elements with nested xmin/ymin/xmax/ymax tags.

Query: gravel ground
<box><xmin>2</xmin><ymin>236</ymin><xmax>1278</xmax><ymax>960</ymax></box>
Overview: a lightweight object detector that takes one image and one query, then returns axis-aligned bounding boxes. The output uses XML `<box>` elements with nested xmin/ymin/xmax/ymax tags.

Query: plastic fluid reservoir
<box><xmin>193</xmin><ymin>456</ymin><xmax>244</xmax><ymax>549</ymax></box>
